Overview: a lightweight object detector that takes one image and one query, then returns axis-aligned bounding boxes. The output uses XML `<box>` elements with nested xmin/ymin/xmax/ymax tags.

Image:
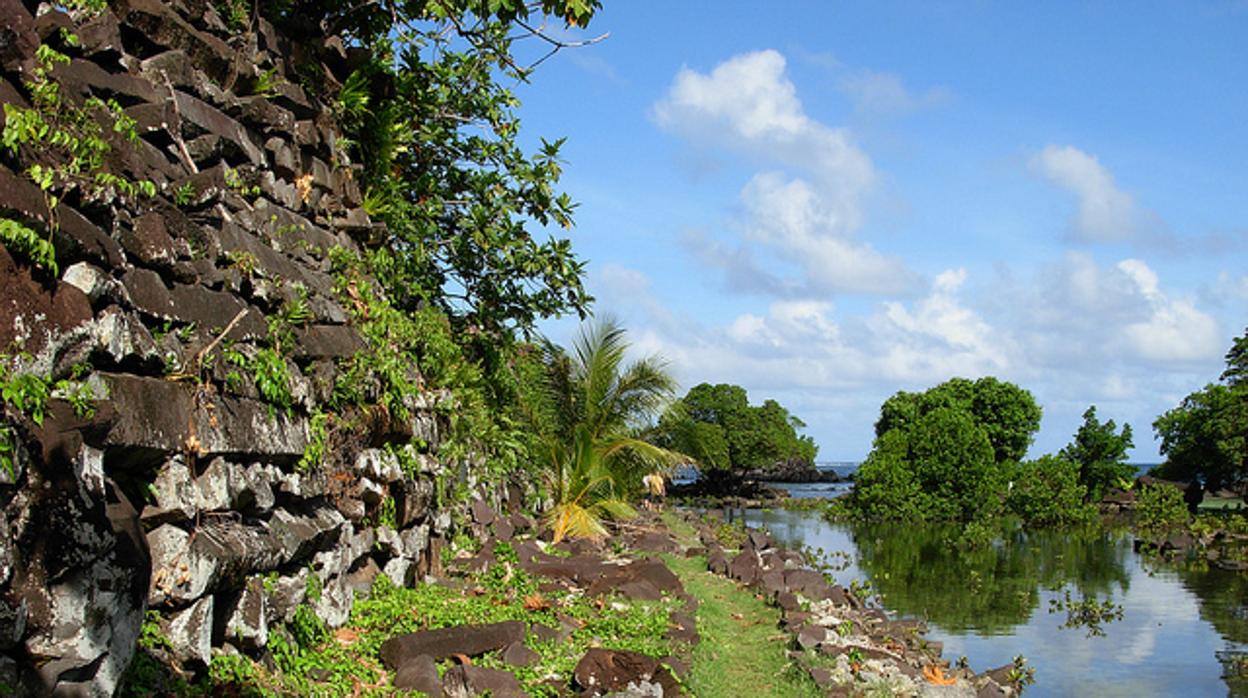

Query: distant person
<box><xmin>642</xmin><ymin>472</ymin><xmax>666</xmax><ymax>511</ymax></box>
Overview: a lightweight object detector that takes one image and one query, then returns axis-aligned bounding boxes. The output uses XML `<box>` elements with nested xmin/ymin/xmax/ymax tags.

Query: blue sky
<box><xmin>511</xmin><ymin>1</ymin><xmax>1248</xmax><ymax>461</ymax></box>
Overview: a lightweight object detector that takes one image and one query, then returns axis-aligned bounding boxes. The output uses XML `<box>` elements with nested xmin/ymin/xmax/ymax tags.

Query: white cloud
<box><xmin>653</xmin><ymin>50</ymin><xmax>874</xmax><ymax>217</ymax></box>
<box><xmin>653</xmin><ymin>51</ymin><xmax>917</xmax><ymax>297</ymax></box>
<box><xmin>990</xmin><ymin>253</ymin><xmax>1223</xmax><ymax>373</ymax></box>
<box><xmin>871</xmin><ymin>269</ymin><xmax>1011</xmax><ymax>381</ymax></box>
<box><xmin>838</xmin><ymin>69</ymin><xmax>951</xmax><ymax>115</ymax></box>
<box><xmin>579</xmin><ymin>256</ymin><xmax>1230</xmax><ymax>459</ymax></box>
<box><xmin>1031</xmin><ymin>145</ymin><xmax>1138</xmax><ymax>242</ymax></box>
<box><xmin>737</xmin><ymin>173</ymin><xmax>916</xmax><ymax>295</ymax></box>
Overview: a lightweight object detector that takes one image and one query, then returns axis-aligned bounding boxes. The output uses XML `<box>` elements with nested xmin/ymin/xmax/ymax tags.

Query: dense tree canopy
<box><xmin>1060</xmin><ymin>406</ymin><xmax>1134</xmax><ymax>502</ymax></box>
<box><xmin>1153</xmin><ymin>327</ymin><xmax>1248</xmax><ymax>492</ymax></box>
<box><xmin>265</xmin><ymin>0</ymin><xmax>601</xmax><ymax>336</ymax></box>
<box><xmin>655</xmin><ymin>383</ymin><xmax>817</xmax><ymax>474</ymax></box>
<box><xmin>853</xmin><ymin>377</ymin><xmax>1042</xmax><ymax>521</ymax></box>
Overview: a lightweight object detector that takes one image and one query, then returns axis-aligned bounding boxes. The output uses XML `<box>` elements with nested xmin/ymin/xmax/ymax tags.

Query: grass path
<box><xmin>659</xmin><ymin>515</ymin><xmax>821</xmax><ymax>698</ymax></box>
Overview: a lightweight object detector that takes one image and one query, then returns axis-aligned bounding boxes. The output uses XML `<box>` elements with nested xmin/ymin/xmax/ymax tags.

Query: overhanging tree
<box><xmin>1152</xmin><ymin>327</ymin><xmax>1248</xmax><ymax>492</ymax></box>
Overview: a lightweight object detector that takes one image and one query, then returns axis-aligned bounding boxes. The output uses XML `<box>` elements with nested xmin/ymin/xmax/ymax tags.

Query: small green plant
<box><xmin>214</xmin><ymin>0</ymin><xmax>250</xmax><ymax>31</ymax></box>
<box><xmin>225</xmin><ymin>347</ymin><xmax>293</xmax><ymax>412</ymax></box>
<box><xmin>297</xmin><ymin>410</ymin><xmax>328</xmax><ymax>472</ymax></box>
<box><xmin>225</xmin><ymin>250</ymin><xmax>258</xmax><ymax>276</ymax></box>
<box><xmin>1048</xmin><ymin>589</ymin><xmax>1123</xmax><ymax>637</ymax></box>
<box><xmin>1008</xmin><ymin>654</ymin><xmax>1037</xmax><ymax>690</ymax></box>
<box><xmin>223</xmin><ymin>167</ymin><xmax>261</xmax><ymax>199</ymax></box>
<box><xmin>173</xmin><ymin>181</ymin><xmax>196</xmax><ymax>206</ymax></box>
<box><xmin>0</xmin><ymin>218</ymin><xmax>58</xmax><ymax>275</ymax></box>
<box><xmin>376</xmin><ymin>496</ymin><xmax>396</xmax><ymax>529</ymax></box>
<box><xmin>1136</xmin><ymin>483</ymin><xmax>1190</xmax><ymax>539</ymax></box>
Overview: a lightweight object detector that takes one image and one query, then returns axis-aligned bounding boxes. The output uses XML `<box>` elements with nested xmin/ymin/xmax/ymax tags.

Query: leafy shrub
<box><xmin>1136</xmin><ymin>483</ymin><xmax>1190</xmax><ymax>538</ymax></box>
<box><xmin>1007</xmin><ymin>455</ymin><xmax>1095</xmax><ymax>527</ymax></box>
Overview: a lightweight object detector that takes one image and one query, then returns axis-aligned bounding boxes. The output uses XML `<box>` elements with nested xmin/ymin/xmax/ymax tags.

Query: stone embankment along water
<box><xmin>687</xmin><ymin>513</ymin><xmax>1027</xmax><ymax>697</ymax></box>
<box><xmin>0</xmin><ymin>1</ymin><xmax>512</xmax><ymax>694</ymax></box>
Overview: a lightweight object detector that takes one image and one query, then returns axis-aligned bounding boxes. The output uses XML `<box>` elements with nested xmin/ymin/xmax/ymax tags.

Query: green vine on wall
<box><xmin>0</xmin><ymin>32</ymin><xmax>155</xmax><ymax>272</ymax></box>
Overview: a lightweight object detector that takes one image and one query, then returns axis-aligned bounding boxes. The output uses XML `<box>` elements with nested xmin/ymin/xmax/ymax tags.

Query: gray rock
<box><xmin>266</xmin><ymin>569</ymin><xmax>308</xmax><ymax>625</ymax></box>
<box><xmin>92</xmin><ymin>307</ymin><xmax>161</xmax><ymax>368</ymax></box>
<box><xmin>313</xmin><ymin>573</ymin><xmax>352</xmax><ymax>628</ymax></box>
<box><xmin>63</xmin><ymin>263</ymin><xmax>129</xmax><ymax>305</ymax></box>
<box><xmin>400</xmin><ymin>525</ymin><xmax>429</xmax><ymax>560</ymax></box>
<box><xmin>141</xmin><ymin>457</ymin><xmax>199</xmax><ymax>525</ymax></box>
<box><xmin>382</xmin><ymin>556</ymin><xmax>413</xmax><ymax>587</ymax></box>
<box><xmin>148</xmin><ymin>523</ymin><xmax>216</xmax><ymax>605</ymax></box>
<box><xmin>355</xmin><ymin>448</ymin><xmax>401</xmax><ymax>482</ymax></box>
<box><xmin>164</xmin><ymin>595</ymin><xmax>214</xmax><ymax>667</ymax></box>
<box><xmin>225</xmin><ymin>577</ymin><xmax>268</xmax><ymax>651</ymax></box>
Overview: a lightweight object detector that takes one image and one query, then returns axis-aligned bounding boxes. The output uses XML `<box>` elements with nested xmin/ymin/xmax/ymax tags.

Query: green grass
<box><xmin>660</xmin><ymin>514</ymin><xmax>821</xmax><ymax>698</ymax></box>
<box><xmin>120</xmin><ymin>542</ymin><xmax>683</xmax><ymax>697</ymax></box>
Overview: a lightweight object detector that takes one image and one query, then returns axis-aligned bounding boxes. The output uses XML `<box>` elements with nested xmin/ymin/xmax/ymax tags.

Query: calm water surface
<box><xmin>739</xmin><ymin>507</ymin><xmax>1248</xmax><ymax>697</ymax></box>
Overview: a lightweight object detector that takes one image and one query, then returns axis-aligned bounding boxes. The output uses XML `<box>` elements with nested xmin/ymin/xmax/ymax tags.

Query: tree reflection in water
<box><xmin>850</xmin><ymin>522</ymin><xmax>1131</xmax><ymax>635</ymax></box>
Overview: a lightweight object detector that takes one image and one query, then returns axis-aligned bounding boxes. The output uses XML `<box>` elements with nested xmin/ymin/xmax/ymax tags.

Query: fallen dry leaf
<box><xmin>923</xmin><ymin>665</ymin><xmax>958</xmax><ymax>686</ymax></box>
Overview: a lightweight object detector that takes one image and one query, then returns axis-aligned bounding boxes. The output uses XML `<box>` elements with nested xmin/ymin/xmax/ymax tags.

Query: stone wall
<box><xmin>0</xmin><ymin>2</ymin><xmax>490</xmax><ymax>694</ymax></box>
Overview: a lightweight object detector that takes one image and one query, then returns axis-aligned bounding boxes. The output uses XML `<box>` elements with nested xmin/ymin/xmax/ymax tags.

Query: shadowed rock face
<box><xmin>0</xmin><ymin>0</ymin><xmax>476</xmax><ymax>692</ymax></box>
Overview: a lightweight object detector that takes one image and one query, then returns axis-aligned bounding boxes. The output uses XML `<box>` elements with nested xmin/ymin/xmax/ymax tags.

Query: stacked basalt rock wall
<box><xmin>0</xmin><ymin>2</ymin><xmax>499</xmax><ymax>695</ymax></box>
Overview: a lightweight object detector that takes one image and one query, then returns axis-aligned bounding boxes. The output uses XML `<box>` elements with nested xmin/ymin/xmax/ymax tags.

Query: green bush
<box><xmin>1007</xmin><ymin>455</ymin><xmax>1094</xmax><ymax>527</ymax></box>
<box><xmin>1135</xmin><ymin>483</ymin><xmax>1190</xmax><ymax>538</ymax></box>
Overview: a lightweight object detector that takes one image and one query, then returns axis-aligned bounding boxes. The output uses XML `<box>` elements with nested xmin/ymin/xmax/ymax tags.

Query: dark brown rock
<box><xmin>120</xmin><ymin>212</ymin><xmax>178</xmax><ymax>268</ymax></box>
<box><xmin>117</xmin><ymin>0</ymin><xmax>237</xmax><ymax>86</ymax></box>
<box><xmin>294</xmin><ymin>324</ymin><xmax>365</xmax><ymax>359</ymax></box>
<box><xmin>77</xmin><ymin>11</ymin><xmax>124</xmax><ymax>59</ymax></box>
<box><xmin>631</xmin><ymin>531</ymin><xmax>679</xmax><ymax>554</ymax></box>
<box><xmin>573</xmin><ymin>648</ymin><xmax>680</xmax><ymax>697</ymax></box>
<box><xmin>379</xmin><ymin>621</ymin><xmax>526</xmax><ymax>669</ymax></box>
<box><xmin>493</xmin><ymin>516</ymin><xmax>515</xmax><ymax>541</ymax></box>
<box><xmin>706</xmin><ymin>548</ymin><xmax>729</xmax><ymax>576</ymax></box>
<box><xmin>666</xmin><ymin>612</ymin><xmax>698</xmax><ymax>645</ymax></box>
<box><xmin>442</xmin><ymin>664</ymin><xmax>527</xmax><ymax>698</ymax></box>
<box><xmin>56</xmin><ymin>203</ymin><xmax>126</xmax><ymax>268</ymax></box>
<box><xmin>783</xmin><ymin>568</ymin><xmax>833</xmax><ymax>601</ymax></box>
<box><xmin>172</xmin><ymin>89</ymin><xmax>264</xmax><ymax>164</ymax></box>
<box><xmin>471</xmin><ymin>498</ymin><xmax>497</xmax><ymax>526</ymax></box>
<box><xmin>776</xmin><ymin>591</ymin><xmax>801</xmax><ymax>612</ymax></box>
<box><xmin>760</xmin><ymin>569</ymin><xmax>786</xmax><ymax>597</ymax></box>
<box><xmin>101</xmin><ymin>373</ymin><xmax>309</xmax><ymax>465</ymax></box>
<box><xmin>393</xmin><ymin>654</ymin><xmax>441</xmax><ymax>694</ymax></box>
<box><xmin>52</xmin><ymin>58</ymin><xmax>163</xmax><ymax>104</ymax></box>
<box><xmin>586</xmin><ymin>558</ymin><xmax>683</xmax><ymax>600</ymax></box>
<box><xmin>727</xmin><ymin>550</ymin><xmax>760</xmax><ymax>585</ymax></box>
<box><xmin>0</xmin><ymin>0</ymin><xmax>38</xmax><ymax>72</ymax></box>
<box><xmin>502</xmin><ymin>640</ymin><xmax>539</xmax><ymax>668</ymax></box>
<box><xmin>0</xmin><ymin>245</ymin><xmax>93</xmax><ymax>358</ymax></box>
<box><xmin>796</xmin><ymin>624</ymin><xmax>826</xmax><ymax>649</ymax></box>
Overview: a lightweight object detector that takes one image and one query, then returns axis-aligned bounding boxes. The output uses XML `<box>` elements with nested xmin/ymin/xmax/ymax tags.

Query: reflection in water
<box><xmin>852</xmin><ymin>522</ymin><xmax>1131</xmax><ymax>634</ymax></box>
<box><xmin>740</xmin><ymin>508</ymin><xmax>1248</xmax><ymax>697</ymax></box>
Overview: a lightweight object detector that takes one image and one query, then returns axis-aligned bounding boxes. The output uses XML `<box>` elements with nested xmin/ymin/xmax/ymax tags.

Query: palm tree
<box><xmin>531</xmin><ymin>318</ymin><xmax>683</xmax><ymax>541</ymax></box>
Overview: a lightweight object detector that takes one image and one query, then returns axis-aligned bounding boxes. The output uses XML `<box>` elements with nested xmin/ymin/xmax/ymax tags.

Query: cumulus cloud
<box><xmin>838</xmin><ymin>69</ymin><xmax>951</xmax><ymax>115</ymax></box>
<box><xmin>654</xmin><ymin>50</ymin><xmax>916</xmax><ymax>297</ymax></box>
<box><xmin>581</xmin><ymin>256</ymin><xmax>1229</xmax><ymax>458</ymax></box>
<box><xmin>738</xmin><ymin>173</ymin><xmax>917</xmax><ymax>295</ymax></box>
<box><xmin>1031</xmin><ymin>145</ymin><xmax>1139</xmax><ymax>242</ymax></box>
<box><xmin>653</xmin><ymin>50</ymin><xmax>874</xmax><ymax>221</ymax></box>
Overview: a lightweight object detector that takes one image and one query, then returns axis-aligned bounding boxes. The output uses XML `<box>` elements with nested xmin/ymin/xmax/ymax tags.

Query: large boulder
<box><xmin>573</xmin><ymin>648</ymin><xmax>681</xmax><ymax>697</ymax></box>
<box><xmin>380</xmin><ymin>621</ymin><xmax>526</xmax><ymax>669</ymax></box>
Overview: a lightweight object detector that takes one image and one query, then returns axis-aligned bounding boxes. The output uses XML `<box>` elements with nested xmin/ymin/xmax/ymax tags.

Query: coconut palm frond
<box><xmin>548</xmin><ymin>501</ymin><xmax>609</xmax><ymax>543</ymax></box>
